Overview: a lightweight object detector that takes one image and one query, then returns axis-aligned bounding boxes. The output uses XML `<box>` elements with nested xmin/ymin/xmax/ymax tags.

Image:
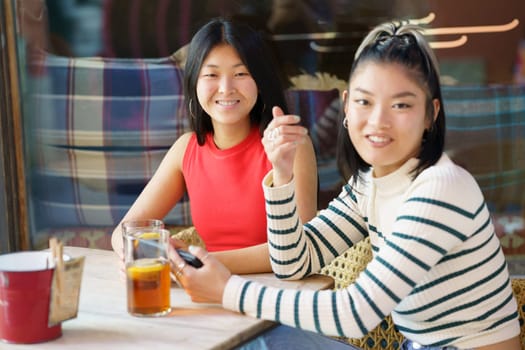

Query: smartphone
<box><xmin>176</xmin><ymin>248</ymin><xmax>203</xmax><ymax>268</ymax></box>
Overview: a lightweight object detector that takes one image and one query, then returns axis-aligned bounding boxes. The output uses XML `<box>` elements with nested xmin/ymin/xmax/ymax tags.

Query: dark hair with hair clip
<box><xmin>337</xmin><ymin>21</ymin><xmax>446</xmax><ymax>184</ymax></box>
<box><xmin>183</xmin><ymin>17</ymin><xmax>288</xmax><ymax>145</ymax></box>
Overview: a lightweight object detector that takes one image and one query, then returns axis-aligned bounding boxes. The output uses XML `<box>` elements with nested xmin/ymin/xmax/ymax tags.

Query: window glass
<box><xmin>8</xmin><ymin>0</ymin><xmax>525</xmax><ymax>275</ymax></box>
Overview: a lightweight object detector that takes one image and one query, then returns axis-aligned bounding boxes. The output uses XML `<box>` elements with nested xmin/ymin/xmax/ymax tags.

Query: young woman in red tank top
<box><xmin>111</xmin><ymin>18</ymin><xmax>318</xmax><ymax>274</ymax></box>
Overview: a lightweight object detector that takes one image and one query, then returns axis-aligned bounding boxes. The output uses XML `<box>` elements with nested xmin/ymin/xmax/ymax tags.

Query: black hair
<box><xmin>337</xmin><ymin>22</ymin><xmax>446</xmax><ymax>183</ymax></box>
<box><xmin>183</xmin><ymin>17</ymin><xmax>288</xmax><ymax>145</ymax></box>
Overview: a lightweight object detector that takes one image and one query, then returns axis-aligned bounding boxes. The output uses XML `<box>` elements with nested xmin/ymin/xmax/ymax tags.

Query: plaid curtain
<box><xmin>27</xmin><ymin>54</ymin><xmax>192</xmax><ymax>229</ymax></box>
<box><xmin>443</xmin><ymin>84</ymin><xmax>525</xmax><ymax>213</ymax></box>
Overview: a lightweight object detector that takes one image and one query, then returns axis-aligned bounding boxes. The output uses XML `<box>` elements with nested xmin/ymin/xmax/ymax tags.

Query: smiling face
<box><xmin>196</xmin><ymin>44</ymin><xmax>258</xmax><ymax>130</ymax></box>
<box><xmin>343</xmin><ymin>61</ymin><xmax>439</xmax><ymax>178</ymax></box>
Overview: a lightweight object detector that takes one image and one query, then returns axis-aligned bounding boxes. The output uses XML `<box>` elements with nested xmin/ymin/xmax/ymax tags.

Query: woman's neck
<box><xmin>211</xmin><ymin>121</ymin><xmax>253</xmax><ymax>150</ymax></box>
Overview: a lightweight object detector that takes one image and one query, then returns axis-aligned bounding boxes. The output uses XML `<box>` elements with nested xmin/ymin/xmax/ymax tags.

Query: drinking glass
<box><xmin>122</xmin><ymin>220</ymin><xmax>171</xmax><ymax>317</ymax></box>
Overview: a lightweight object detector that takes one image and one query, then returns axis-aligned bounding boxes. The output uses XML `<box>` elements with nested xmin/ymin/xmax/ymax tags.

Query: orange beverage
<box><xmin>126</xmin><ymin>258</ymin><xmax>171</xmax><ymax>316</ymax></box>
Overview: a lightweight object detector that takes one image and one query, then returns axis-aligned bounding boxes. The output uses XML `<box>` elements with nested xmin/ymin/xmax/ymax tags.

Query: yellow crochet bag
<box><xmin>168</xmin><ymin>226</ymin><xmax>206</xmax><ymax>249</ymax></box>
<box><xmin>511</xmin><ymin>278</ymin><xmax>525</xmax><ymax>349</ymax></box>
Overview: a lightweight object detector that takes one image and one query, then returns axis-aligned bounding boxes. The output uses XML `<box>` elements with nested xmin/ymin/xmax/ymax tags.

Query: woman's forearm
<box><xmin>212</xmin><ymin>243</ymin><xmax>272</xmax><ymax>274</ymax></box>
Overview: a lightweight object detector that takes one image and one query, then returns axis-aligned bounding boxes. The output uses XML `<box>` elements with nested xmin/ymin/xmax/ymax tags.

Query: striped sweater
<box><xmin>222</xmin><ymin>154</ymin><xmax>520</xmax><ymax>348</ymax></box>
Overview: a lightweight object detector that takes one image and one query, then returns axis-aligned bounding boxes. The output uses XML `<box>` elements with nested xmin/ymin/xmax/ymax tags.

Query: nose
<box><xmin>368</xmin><ymin>105</ymin><xmax>391</xmax><ymax>128</ymax></box>
<box><xmin>218</xmin><ymin>76</ymin><xmax>236</xmax><ymax>94</ymax></box>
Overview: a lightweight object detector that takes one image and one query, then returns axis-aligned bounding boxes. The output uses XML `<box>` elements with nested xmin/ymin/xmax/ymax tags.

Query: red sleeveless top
<box><xmin>182</xmin><ymin>127</ymin><xmax>272</xmax><ymax>251</ymax></box>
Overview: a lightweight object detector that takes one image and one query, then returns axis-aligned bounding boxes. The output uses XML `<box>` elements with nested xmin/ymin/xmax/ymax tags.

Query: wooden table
<box><xmin>2</xmin><ymin>247</ymin><xmax>333</xmax><ymax>349</ymax></box>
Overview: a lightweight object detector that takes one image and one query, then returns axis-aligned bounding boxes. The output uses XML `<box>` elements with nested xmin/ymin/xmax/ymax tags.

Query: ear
<box><xmin>432</xmin><ymin>98</ymin><xmax>440</xmax><ymax>123</ymax></box>
<box><xmin>426</xmin><ymin>98</ymin><xmax>440</xmax><ymax>129</ymax></box>
<box><xmin>342</xmin><ymin>90</ymin><xmax>349</xmax><ymax>115</ymax></box>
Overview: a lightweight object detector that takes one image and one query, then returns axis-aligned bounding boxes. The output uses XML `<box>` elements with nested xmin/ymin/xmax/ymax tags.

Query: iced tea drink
<box><xmin>123</xmin><ymin>223</ymin><xmax>171</xmax><ymax>317</ymax></box>
<box><xmin>126</xmin><ymin>258</ymin><xmax>171</xmax><ymax>316</ymax></box>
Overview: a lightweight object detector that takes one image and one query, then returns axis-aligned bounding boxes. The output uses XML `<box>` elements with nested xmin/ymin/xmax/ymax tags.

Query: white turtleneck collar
<box><xmin>370</xmin><ymin>158</ymin><xmax>420</xmax><ymax>196</ymax></box>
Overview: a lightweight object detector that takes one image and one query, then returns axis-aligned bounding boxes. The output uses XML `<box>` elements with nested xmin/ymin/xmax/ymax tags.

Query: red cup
<box><xmin>0</xmin><ymin>251</ymin><xmax>63</xmax><ymax>344</ymax></box>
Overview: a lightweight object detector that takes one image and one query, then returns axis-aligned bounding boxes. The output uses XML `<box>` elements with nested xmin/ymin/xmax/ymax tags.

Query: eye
<box><xmin>235</xmin><ymin>71</ymin><xmax>250</xmax><ymax>77</ymax></box>
<box><xmin>199</xmin><ymin>69</ymin><xmax>218</xmax><ymax>78</ymax></box>
<box><xmin>354</xmin><ymin>99</ymin><xmax>370</xmax><ymax>106</ymax></box>
<box><xmin>392</xmin><ymin>102</ymin><xmax>411</xmax><ymax>109</ymax></box>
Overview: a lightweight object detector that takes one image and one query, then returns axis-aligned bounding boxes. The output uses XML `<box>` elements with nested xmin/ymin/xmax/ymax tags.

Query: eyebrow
<box><xmin>353</xmin><ymin>87</ymin><xmax>417</xmax><ymax>98</ymax></box>
<box><xmin>203</xmin><ymin>62</ymin><xmax>246</xmax><ymax>69</ymax></box>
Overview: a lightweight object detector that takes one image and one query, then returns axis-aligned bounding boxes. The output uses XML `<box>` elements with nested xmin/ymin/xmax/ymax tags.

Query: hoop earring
<box><xmin>188</xmin><ymin>98</ymin><xmax>196</xmax><ymax>119</ymax></box>
<box><xmin>343</xmin><ymin>117</ymin><xmax>349</xmax><ymax>129</ymax></box>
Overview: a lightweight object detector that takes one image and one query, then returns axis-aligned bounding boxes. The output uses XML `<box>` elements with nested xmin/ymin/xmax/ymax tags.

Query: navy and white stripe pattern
<box><xmin>222</xmin><ymin>154</ymin><xmax>519</xmax><ymax>348</ymax></box>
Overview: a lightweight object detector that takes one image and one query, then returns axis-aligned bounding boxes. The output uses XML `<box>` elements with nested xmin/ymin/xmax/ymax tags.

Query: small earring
<box><xmin>343</xmin><ymin>117</ymin><xmax>349</xmax><ymax>129</ymax></box>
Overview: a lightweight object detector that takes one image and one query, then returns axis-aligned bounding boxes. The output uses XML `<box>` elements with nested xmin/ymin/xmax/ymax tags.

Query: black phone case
<box><xmin>176</xmin><ymin>248</ymin><xmax>203</xmax><ymax>268</ymax></box>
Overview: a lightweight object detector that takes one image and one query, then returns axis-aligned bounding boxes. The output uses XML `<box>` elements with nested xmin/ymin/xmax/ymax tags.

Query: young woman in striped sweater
<box><xmin>169</xmin><ymin>21</ymin><xmax>521</xmax><ymax>350</ymax></box>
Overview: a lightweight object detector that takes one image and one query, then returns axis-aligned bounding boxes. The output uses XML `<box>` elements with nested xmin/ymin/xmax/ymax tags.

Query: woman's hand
<box><xmin>263</xmin><ymin>106</ymin><xmax>308</xmax><ymax>186</ymax></box>
<box><xmin>168</xmin><ymin>242</ymin><xmax>231</xmax><ymax>304</ymax></box>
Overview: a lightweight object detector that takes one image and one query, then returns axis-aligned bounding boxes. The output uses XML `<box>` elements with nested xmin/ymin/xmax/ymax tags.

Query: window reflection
<box><xmin>9</xmin><ymin>0</ymin><xmax>525</xmax><ymax>276</ymax></box>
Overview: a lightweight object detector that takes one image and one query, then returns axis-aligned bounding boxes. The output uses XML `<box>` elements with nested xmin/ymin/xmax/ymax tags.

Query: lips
<box><xmin>367</xmin><ymin>134</ymin><xmax>391</xmax><ymax>144</ymax></box>
<box><xmin>216</xmin><ymin>100</ymin><xmax>239</xmax><ymax>106</ymax></box>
